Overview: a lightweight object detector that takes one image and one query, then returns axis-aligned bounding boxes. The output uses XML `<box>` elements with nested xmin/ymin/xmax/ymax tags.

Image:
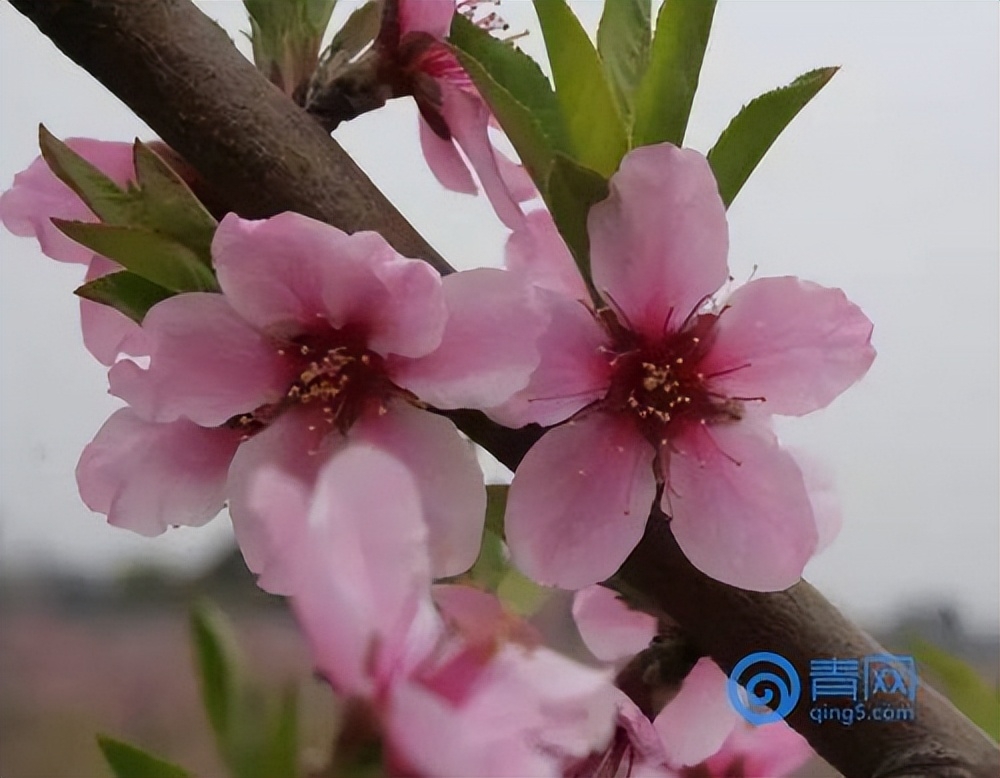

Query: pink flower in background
<box><xmin>499</xmin><ymin>143</ymin><xmax>875</xmax><ymax>591</ymax></box>
<box><xmin>252</xmin><ymin>446</ymin><xmax>618</xmax><ymax>777</ymax></box>
<box><xmin>0</xmin><ymin>140</ymin><xmax>141</xmax><ymax>364</ymax></box>
<box><xmin>77</xmin><ymin>211</ymin><xmax>545</xmax><ymax>587</ymax></box>
<box><xmin>389</xmin><ymin>0</ymin><xmax>535</xmax><ymax>227</ymax></box>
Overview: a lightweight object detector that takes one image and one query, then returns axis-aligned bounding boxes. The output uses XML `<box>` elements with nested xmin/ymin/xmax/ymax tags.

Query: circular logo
<box><xmin>727</xmin><ymin>651</ymin><xmax>801</xmax><ymax>725</ymax></box>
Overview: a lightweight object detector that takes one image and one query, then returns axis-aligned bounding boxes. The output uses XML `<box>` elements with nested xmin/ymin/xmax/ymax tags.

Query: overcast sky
<box><xmin>1</xmin><ymin>1</ymin><xmax>997</xmax><ymax>631</ymax></box>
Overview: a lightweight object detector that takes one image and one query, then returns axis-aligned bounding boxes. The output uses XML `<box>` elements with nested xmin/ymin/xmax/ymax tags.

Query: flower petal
<box><xmin>0</xmin><ymin>139</ymin><xmax>134</xmax><ymax>264</ymax></box>
<box><xmin>76</xmin><ymin>409</ymin><xmax>239</xmax><ymax>536</ymax></box>
<box><xmin>665</xmin><ymin>416</ymin><xmax>818</xmax><ymax>591</ymax></box>
<box><xmin>418</xmin><ymin>117</ymin><xmax>478</xmax><ymax>195</ymax></box>
<box><xmin>572</xmin><ymin>585</ymin><xmax>657</xmax><ymax>663</ymax></box>
<box><xmin>702</xmin><ymin>276</ymin><xmax>876</xmax><ymax>416</ymax></box>
<box><xmin>213</xmin><ymin>213</ymin><xmax>447</xmax><ymax>358</ymax></box>
<box><xmin>506</xmin><ymin>413</ymin><xmax>657</xmax><ymax>589</ymax></box>
<box><xmin>488</xmin><ymin>287</ymin><xmax>612</xmax><ymax>428</ymax></box>
<box><xmin>399</xmin><ymin>0</ymin><xmax>455</xmax><ymax>37</ymax></box>
<box><xmin>702</xmin><ymin>720</ymin><xmax>814</xmax><ymax>777</ymax></box>
<box><xmin>589</xmin><ymin>145</ymin><xmax>729</xmax><ymax>339</ymax></box>
<box><xmin>353</xmin><ymin>401</ymin><xmax>486</xmax><ymax>578</ymax></box>
<box><xmin>506</xmin><ymin>209</ymin><xmax>591</xmax><ymax>302</ymax></box>
<box><xmin>109</xmin><ymin>292</ymin><xmax>289</xmax><ymax>427</ymax></box>
<box><xmin>391</xmin><ymin>268</ymin><xmax>545</xmax><ymax>410</ymax></box>
<box><xmin>654</xmin><ymin>658</ymin><xmax>738</xmax><ymax>767</ymax></box>
<box><xmin>80</xmin><ymin>255</ymin><xmax>143</xmax><ymax>365</ymax></box>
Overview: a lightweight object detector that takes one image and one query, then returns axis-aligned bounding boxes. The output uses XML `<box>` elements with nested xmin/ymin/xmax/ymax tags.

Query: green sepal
<box><xmin>245</xmin><ymin>0</ymin><xmax>338</xmax><ymax>97</ymax></box>
<box><xmin>707</xmin><ymin>67</ymin><xmax>838</xmax><ymax>207</ymax></box>
<box><xmin>96</xmin><ymin>735</ymin><xmax>192</xmax><ymax>778</ymax></box>
<box><xmin>631</xmin><ymin>0</ymin><xmax>717</xmax><ymax>147</ymax></box>
<box><xmin>75</xmin><ymin>271</ymin><xmax>175</xmax><ymax>324</ymax></box>
<box><xmin>596</xmin><ymin>0</ymin><xmax>652</xmax><ymax>121</ymax></box>
<box><xmin>532</xmin><ymin>0</ymin><xmax>628</xmax><ymax>177</ymax></box>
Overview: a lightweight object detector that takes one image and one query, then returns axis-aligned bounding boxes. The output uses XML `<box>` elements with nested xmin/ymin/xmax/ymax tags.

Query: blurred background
<box><xmin>1</xmin><ymin>1</ymin><xmax>997</xmax><ymax>776</ymax></box>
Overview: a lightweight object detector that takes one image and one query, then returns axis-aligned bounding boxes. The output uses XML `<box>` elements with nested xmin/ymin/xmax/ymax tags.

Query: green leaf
<box><xmin>707</xmin><ymin>67</ymin><xmax>837</xmax><ymax>208</ymax></box>
<box><xmin>545</xmin><ymin>154</ymin><xmax>609</xmax><ymax>285</ymax></box>
<box><xmin>485</xmin><ymin>484</ymin><xmax>509</xmax><ymax>538</ymax></box>
<box><xmin>97</xmin><ymin>735</ymin><xmax>192</xmax><ymax>778</ymax></box>
<box><xmin>597</xmin><ymin>0</ymin><xmax>651</xmax><ymax>121</ymax></box>
<box><xmin>449</xmin><ymin>14</ymin><xmax>567</xmax><ymax>188</ymax></box>
<box><xmin>532</xmin><ymin>0</ymin><xmax>628</xmax><ymax>177</ymax></box>
<box><xmin>191</xmin><ymin>601</ymin><xmax>244</xmax><ymax>750</ymax></box>
<box><xmin>245</xmin><ymin>0</ymin><xmax>338</xmax><ymax>97</ymax></box>
<box><xmin>53</xmin><ymin>222</ymin><xmax>219</xmax><ymax>293</ymax></box>
<box><xmin>631</xmin><ymin>0</ymin><xmax>717</xmax><ymax>147</ymax></box>
<box><xmin>910</xmin><ymin>639</ymin><xmax>1000</xmax><ymax>741</ymax></box>
<box><xmin>318</xmin><ymin>0</ymin><xmax>382</xmax><ymax>72</ymax></box>
<box><xmin>75</xmin><ymin>271</ymin><xmax>175</xmax><ymax>324</ymax></box>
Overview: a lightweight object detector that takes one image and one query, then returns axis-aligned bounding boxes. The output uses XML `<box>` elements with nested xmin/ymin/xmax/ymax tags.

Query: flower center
<box><xmin>229</xmin><ymin>325</ymin><xmax>397</xmax><ymax>439</ymax></box>
<box><xmin>601</xmin><ymin>311</ymin><xmax>742</xmax><ymax>445</ymax></box>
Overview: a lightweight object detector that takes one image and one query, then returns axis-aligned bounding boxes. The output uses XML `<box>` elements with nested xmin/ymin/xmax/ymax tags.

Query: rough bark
<box><xmin>7</xmin><ymin>1</ymin><xmax>999</xmax><ymax>775</ymax></box>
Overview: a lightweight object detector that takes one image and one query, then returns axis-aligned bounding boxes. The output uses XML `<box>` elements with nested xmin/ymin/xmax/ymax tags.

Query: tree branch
<box><xmin>7</xmin><ymin>1</ymin><xmax>998</xmax><ymax>775</ymax></box>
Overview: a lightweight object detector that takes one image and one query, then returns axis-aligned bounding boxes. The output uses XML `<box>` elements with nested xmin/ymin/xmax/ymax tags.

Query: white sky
<box><xmin>1</xmin><ymin>1</ymin><xmax>997</xmax><ymax>631</ymax></box>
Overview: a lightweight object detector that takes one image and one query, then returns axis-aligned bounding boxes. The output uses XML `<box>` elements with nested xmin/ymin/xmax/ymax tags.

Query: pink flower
<box><xmin>499</xmin><ymin>143</ymin><xmax>875</xmax><ymax>591</ymax></box>
<box><xmin>78</xmin><ymin>211</ymin><xmax>545</xmax><ymax>586</ymax></box>
<box><xmin>0</xmin><ymin>140</ymin><xmax>141</xmax><ymax>364</ymax></box>
<box><xmin>251</xmin><ymin>446</ymin><xmax>618</xmax><ymax>776</ymax></box>
<box><xmin>689</xmin><ymin>720</ymin><xmax>813</xmax><ymax>778</ymax></box>
<box><xmin>390</xmin><ymin>0</ymin><xmax>535</xmax><ymax>227</ymax></box>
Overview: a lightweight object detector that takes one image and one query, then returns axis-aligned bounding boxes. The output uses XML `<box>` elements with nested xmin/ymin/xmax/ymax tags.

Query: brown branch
<box><xmin>7</xmin><ymin>1</ymin><xmax>998</xmax><ymax>775</ymax></box>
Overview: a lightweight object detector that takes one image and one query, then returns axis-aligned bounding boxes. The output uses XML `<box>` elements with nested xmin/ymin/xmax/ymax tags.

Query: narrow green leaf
<box><xmin>707</xmin><ymin>67</ymin><xmax>838</xmax><ymax>207</ymax></box>
<box><xmin>532</xmin><ymin>0</ymin><xmax>628</xmax><ymax>177</ymax></box>
<box><xmin>263</xmin><ymin>685</ymin><xmax>300</xmax><ymax>778</ymax></box>
<box><xmin>97</xmin><ymin>735</ymin><xmax>192</xmax><ymax>778</ymax></box>
<box><xmin>319</xmin><ymin>0</ymin><xmax>382</xmax><ymax>70</ymax></box>
<box><xmin>597</xmin><ymin>0</ymin><xmax>651</xmax><ymax>120</ymax></box>
<box><xmin>449</xmin><ymin>14</ymin><xmax>568</xmax><ymax>188</ymax></box>
<box><xmin>545</xmin><ymin>154</ymin><xmax>609</xmax><ymax>284</ymax></box>
<box><xmin>75</xmin><ymin>271</ymin><xmax>174</xmax><ymax>324</ymax></box>
<box><xmin>190</xmin><ymin>602</ymin><xmax>243</xmax><ymax>749</ymax></box>
<box><xmin>54</xmin><ymin>222</ymin><xmax>219</xmax><ymax>294</ymax></box>
<box><xmin>632</xmin><ymin>0</ymin><xmax>717</xmax><ymax>147</ymax></box>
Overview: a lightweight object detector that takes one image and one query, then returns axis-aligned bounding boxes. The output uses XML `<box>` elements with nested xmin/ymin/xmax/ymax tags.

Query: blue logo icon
<box><xmin>727</xmin><ymin>651</ymin><xmax>801</xmax><ymax>725</ymax></box>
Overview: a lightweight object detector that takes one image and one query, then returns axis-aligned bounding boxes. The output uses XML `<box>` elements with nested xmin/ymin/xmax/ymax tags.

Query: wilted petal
<box><xmin>572</xmin><ymin>585</ymin><xmax>657</xmax><ymax>663</ymax></box>
<box><xmin>76</xmin><ymin>409</ymin><xmax>239</xmax><ymax>536</ymax></box>
<box><xmin>353</xmin><ymin>401</ymin><xmax>485</xmax><ymax>578</ymax></box>
<box><xmin>654</xmin><ymin>658</ymin><xmax>739</xmax><ymax>767</ymax></box>
<box><xmin>506</xmin><ymin>209</ymin><xmax>590</xmax><ymax>302</ymax></box>
<box><xmin>80</xmin><ymin>255</ymin><xmax>143</xmax><ymax>365</ymax></box>
<box><xmin>419</xmin><ymin>118</ymin><xmax>478</xmax><ymax>195</ymax></box>
<box><xmin>489</xmin><ymin>287</ymin><xmax>611</xmax><ymax>428</ymax></box>
<box><xmin>109</xmin><ymin>292</ymin><xmax>289</xmax><ymax>427</ymax></box>
<box><xmin>589</xmin><ymin>145</ymin><xmax>729</xmax><ymax>340</ymax></box>
<box><xmin>702</xmin><ymin>276</ymin><xmax>876</xmax><ymax>416</ymax></box>
<box><xmin>0</xmin><ymin>139</ymin><xmax>134</xmax><ymax>264</ymax></box>
<box><xmin>391</xmin><ymin>268</ymin><xmax>545</xmax><ymax>410</ymax></box>
<box><xmin>506</xmin><ymin>413</ymin><xmax>656</xmax><ymax>589</ymax></box>
<box><xmin>665</xmin><ymin>416</ymin><xmax>818</xmax><ymax>591</ymax></box>
<box><xmin>213</xmin><ymin>213</ymin><xmax>447</xmax><ymax>358</ymax></box>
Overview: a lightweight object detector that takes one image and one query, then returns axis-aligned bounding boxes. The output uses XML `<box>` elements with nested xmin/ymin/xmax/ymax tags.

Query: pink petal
<box><xmin>418</xmin><ymin>117</ymin><xmax>478</xmax><ymax>195</ymax></box>
<box><xmin>440</xmin><ymin>84</ymin><xmax>526</xmax><ymax>229</ymax></box>
<box><xmin>790</xmin><ymin>447</ymin><xmax>842</xmax><ymax>554</ymax></box>
<box><xmin>701</xmin><ymin>276</ymin><xmax>876</xmax><ymax>416</ymax></box>
<box><xmin>572</xmin><ymin>585</ymin><xmax>657</xmax><ymax>663</ymax></box>
<box><xmin>702</xmin><ymin>721</ymin><xmax>813</xmax><ymax>777</ymax></box>
<box><xmin>494</xmin><ymin>147</ymin><xmax>538</xmax><ymax>204</ymax></box>
<box><xmin>213</xmin><ymin>213</ymin><xmax>447</xmax><ymax>358</ymax></box>
<box><xmin>226</xmin><ymin>409</ymin><xmax>336</xmax><ymax>589</ymax></box>
<box><xmin>432</xmin><ymin>584</ymin><xmax>542</xmax><ymax>647</ymax></box>
<box><xmin>108</xmin><ymin>292</ymin><xmax>290</xmax><ymax>427</ymax></box>
<box><xmin>353</xmin><ymin>401</ymin><xmax>486</xmax><ymax>578</ymax></box>
<box><xmin>267</xmin><ymin>446</ymin><xmax>434</xmax><ymax>696</ymax></box>
<box><xmin>76</xmin><ymin>409</ymin><xmax>240</xmax><ymax>536</ymax></box>
<box><xmin>588</xmin><ymin>145</ymin><xmax>729</xmax><ymax>340</ymax></box>
<box><xmin>399</xmin><ymin>0</ymin><xmax>455</xmax><ymax>37</ymax></box>
<box><xmin>390</xmin><ymin>268</ymin><xmax>545</xmax><ymax>410</ymax></box>
<box><xmin>654</xmin><ymin>658</ymin><xmax>739</xmax><ymax>767</ymax></box>
<box><xmin>488</xmin><ymin>287</ymin><xmax>611</xmax><ymax>428</ymax></box>
<box><xmin>80</xmin><ymin>255</ymin><xmax>143</xmax><ymax>365</ymax></box>
<box><xmin>0</xmin><ymin>139</ymin><xmax>134</xmax><ymax>264</ymax></box>
<box><xmin>506</xmin><ymin>413</ymin><xmax>657</xmax><ymax>589</ymax></box>
<box><xmin>665</xmin><ymin>416</ymin><xmax>818</xmax><ymax>591</ymax></box>
<box><xmin>506</xmin><ymin>209</ymin><xmax>590</xmax><ymax>302</ymax></box>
